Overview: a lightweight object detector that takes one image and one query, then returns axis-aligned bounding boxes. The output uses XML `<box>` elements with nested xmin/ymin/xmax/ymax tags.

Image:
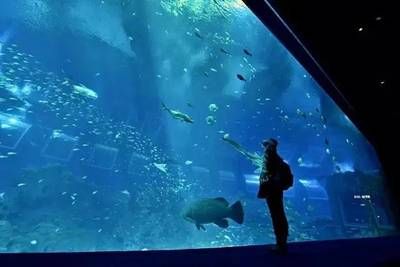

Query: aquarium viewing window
<box><xmin>0</xmin><ymin>0</ymin><xmax>395</xmax><ymax>252</ymax></box>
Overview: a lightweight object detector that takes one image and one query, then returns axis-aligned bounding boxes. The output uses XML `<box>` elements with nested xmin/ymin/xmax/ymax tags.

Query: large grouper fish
<box><xmin>183</xmin><ymin>198</ymin><xmax>244</xmax><ymax>230</ymax></box>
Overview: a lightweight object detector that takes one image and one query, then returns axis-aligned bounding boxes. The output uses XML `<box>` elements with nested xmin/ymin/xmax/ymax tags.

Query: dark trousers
<box><xmin>266</xmin><ymin>191</ymin><xmax>288</xmax><ymax>246</ymax></box>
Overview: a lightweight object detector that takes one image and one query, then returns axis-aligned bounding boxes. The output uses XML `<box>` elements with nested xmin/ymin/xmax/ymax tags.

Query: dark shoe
<box><xmin>269</xmin><ymin>244</ymin><xmax>288</xmax><ymax>255</ymax></box>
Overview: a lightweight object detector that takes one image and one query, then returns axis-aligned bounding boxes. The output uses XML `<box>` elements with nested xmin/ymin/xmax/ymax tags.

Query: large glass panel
<box><xmin>0</xmin><ymin>0</ymin><xmax>394</xmax><ymax>252</ymax></box>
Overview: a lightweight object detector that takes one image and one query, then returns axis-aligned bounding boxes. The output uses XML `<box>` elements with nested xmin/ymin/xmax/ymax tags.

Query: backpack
<box><xmin>279</xmin><ymin>161</ymin><xmax>294</xmax><ymax>190</ymax></box>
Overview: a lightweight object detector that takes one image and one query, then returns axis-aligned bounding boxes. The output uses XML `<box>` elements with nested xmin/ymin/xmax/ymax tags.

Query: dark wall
<box><xmin>242</xmin><ymin>0</ymin><xmax>399</xmax><ymax>227</ymax></box>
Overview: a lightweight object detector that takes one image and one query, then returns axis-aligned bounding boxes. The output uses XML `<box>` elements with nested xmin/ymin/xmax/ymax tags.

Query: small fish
<box><xmin>243</xmin><ymin>49</ymin><xmax>252</xmax><ymax>56</ymax></box>
<box><xmin>0</xmin><ymin>192</ymin><xmax>5</xmax><ymax>200</ymax></box>
<box><xmin>30</xmin><ymin>240</ymin><xmax>38</xmax><ymax>245</ymax></box>
<box><xmin>121</xmin><ymin>190</ymin><xmax>130</xmax><ymax>196</ymax></box>
<box><xmin>17</xmin><ymin>183</ymin><xmax>26</xmax><ymax>187</ymax></box>
<box><xmin>185</xmin><ymin>160</ymin><xmax>193</xmax><ymax>166</ymax></box>
<box><xmin>297</xmin><ymin>157</ymin><xmax>303</xmax><ymax>164</ymax></box>
<box><xmin>92</xmin><ymin>191</ymin><xmax>98</xmax><ymax>195</ymax></box>
<box><xmin>210</xmin><ymin>68</ymin><xmax>217</xmax><ymax>72</ymax></box>
<box><xmin>324</xmin><ymin>138</ymin><xmax>329</xmax><ymax>146</ymax></box>
<box><xmin>187</xmin><ymin>102</ymin><xmax>193</xmax><ymax>108</ymax></box>
<box><xmin>321</xmin><ymin>115</ymin><xmax>327</xmax><ymax>124</ymax></box>
<box><xmin>194</xmin><ymin>31</ymin><xmax>203</xmax><ymax>39</ymax></box>
<box><xmin>38</xmin><ymin>179</ymin><xmax>44</xmax><ymax>184</ymax></box>
<box><xmin>220</xmin><ymin>48</ymin><xmax>231</xmax><ymax>55</ymax></box>
<box><xmin>224</xmin><ymin>235</ymin><xmax>232</xmax><ymax>242</ymax></box>
<box><xmin>236</xmin><ymin>74</ymin><xmax>246</xmax><ymax>81</ymax></box>
<box><xmin>153</xmin><ymin>163</ymin><xmax>168</xmax><ymax>173</ymax></box>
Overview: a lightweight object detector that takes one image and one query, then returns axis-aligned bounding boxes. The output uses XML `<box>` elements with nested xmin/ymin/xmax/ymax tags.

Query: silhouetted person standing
<box><xmin>258</xmin><ymin>138</ymin><xmax>293</xmax><ymax>254</ymax></box>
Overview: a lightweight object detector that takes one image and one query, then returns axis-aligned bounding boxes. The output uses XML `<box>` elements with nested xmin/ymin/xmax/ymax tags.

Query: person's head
<box><xmin>262</xmin><ymin>138</ymin><xmax>278</xmax><ymax>154</ymax></box>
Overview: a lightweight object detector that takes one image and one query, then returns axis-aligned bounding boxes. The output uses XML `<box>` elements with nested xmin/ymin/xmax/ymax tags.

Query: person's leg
<box><xmin>275</xmin><ymin>192</ymin><xmax>288</xmax><ymax>248</ymax></box>
<box><xmin>266</xmin><ymin>191</ymin><xmax>288</xmax><ymax>251</ymax></box>
<box><xmin>266</xmin><ymin>195</ymin><xmax>281</xmax><ymax>245</ymax></box>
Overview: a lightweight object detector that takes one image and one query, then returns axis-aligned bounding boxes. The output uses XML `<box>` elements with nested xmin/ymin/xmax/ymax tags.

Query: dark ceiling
<box><xmin>243</xmin><ymin>0</ymin><xmax>399</xmax><ymax>226</ymax></box>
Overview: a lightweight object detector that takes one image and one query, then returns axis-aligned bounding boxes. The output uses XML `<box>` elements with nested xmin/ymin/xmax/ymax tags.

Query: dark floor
<box><xmin>1</xmin><ymin>236</ymin><xmax>400</xmax><ymax>267</ymax></box>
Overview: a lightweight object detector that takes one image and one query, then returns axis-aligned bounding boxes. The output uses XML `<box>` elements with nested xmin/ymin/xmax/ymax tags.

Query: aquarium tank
<box><xmin>0</xmin><ymin>0</ymin><xmax>395</xmax><ymax>252</ymax></box>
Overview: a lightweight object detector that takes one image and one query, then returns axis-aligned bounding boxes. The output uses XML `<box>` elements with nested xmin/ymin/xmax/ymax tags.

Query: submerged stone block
<box><xmin>87</xmin><ymin>144</ymin><xmax>118</xmax><ymax>170</ymax></box>
<box><xmin>41</xmin><ymin>130</ymin><xmax>78</xmax><ymax>161</ymax></box>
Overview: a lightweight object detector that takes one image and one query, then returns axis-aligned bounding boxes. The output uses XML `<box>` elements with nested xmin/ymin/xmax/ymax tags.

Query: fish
<box><xmin>184</xmin><ymin>160</ymin><xmax>193</xmax><ymax>166</ymax></box>
<box><xmin>73</xmin><ymin>84</ymin><xmax>98</xmax><ymax>99</ymax></box>
<box><xmin>297</xmin><ymin>157</ymin><xmax>303</xmax><ymax>164</ymax></box>
<box><xmin>194</xmin><ymin>31</ymin><xmax>203</xmax><ymax>40</ymax></box>
<box><xmin>153</xmin><ymin>163</ymin><xmax>168</xmax><ymax>173</ymax></box>
<box><xmin>121</xmin><ymin>190</ymin><xmax>130</xmax><ymax>196</ymax></box>
<box><xmin>162</xmin><ymin>102</ymin><xmax>194</xmax><ymax>123</ymax></box>
<box><xmin>220</xmin><ymin>48</ymin><xmax>231</xmax><ymax>55</ymax></box>
<box><xmin>243</xmin><ymin>49</ymin><xmax>252</xmax><ymax>56</ymax></box>
<box><xmin>183</xmin><ymin>198</ymin><xmax>244</xmax><ymax>230</ymax></box>
<box><xmin>210</xmin><ymin>68</ymin><xmax>217</xmax><ymax>72</ymax></box>
<box><xmin>187</xmin><ymin>102</ymin><xmax>193</xmax><ymax>108</ymax></box>
<box><xmin>236</xmin><ymin>74</ymin><xmax>246</xmax><ymax>81</ymax></box>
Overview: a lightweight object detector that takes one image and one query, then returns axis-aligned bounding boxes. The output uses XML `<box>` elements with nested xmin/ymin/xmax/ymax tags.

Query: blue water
<box><xmin>0</xmin><ymin>0</ymin><xmax>393</xmax><ymax>252</ymax></box>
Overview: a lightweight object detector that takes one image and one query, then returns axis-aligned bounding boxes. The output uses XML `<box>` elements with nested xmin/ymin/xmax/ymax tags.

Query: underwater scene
<box><xmin>0</xmin><ymin>0</ymin><xmax>395</xmax><ymax>252</ymax></box>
